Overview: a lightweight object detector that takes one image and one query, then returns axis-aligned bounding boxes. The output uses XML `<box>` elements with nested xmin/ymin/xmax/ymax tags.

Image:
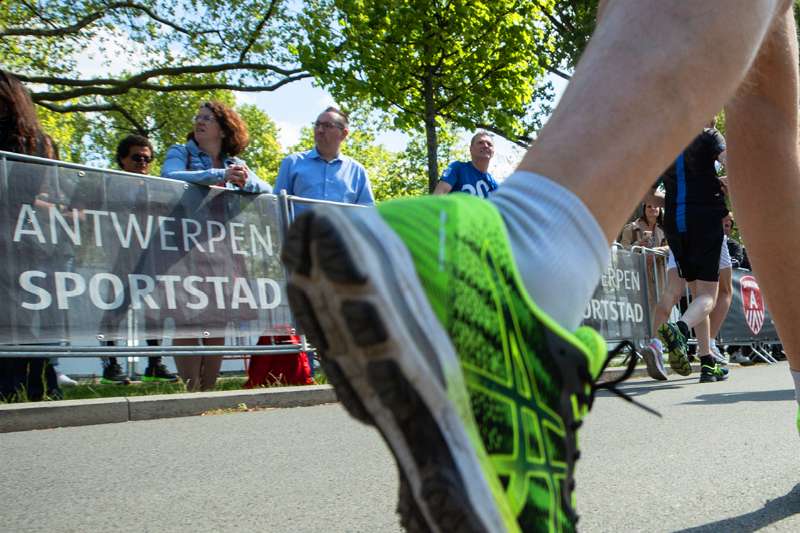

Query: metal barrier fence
<box><xmin>0</xmin><ymin>151</ymin><xmax>309</xmax><ymax>359</ymax></box>
<box><xmin>588</xmin><ymin>243</ymin><xmax>782</xmax><ymax>364</ymax></box>
<box><xmin>0</xmin><ymin>151</ymin><xmax>782</xmax><ymax>363</ymax></box>
<box><xmin>581</xmin><ymin>244</ymin><xmax>668</xmax><ymax>348</ymax></box>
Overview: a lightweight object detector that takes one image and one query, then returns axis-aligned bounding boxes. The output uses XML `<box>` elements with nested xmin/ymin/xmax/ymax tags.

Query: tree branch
<box><xmin>127</xmin><ymin>74</ymin><xmax>313</xmax><ymax>93</ymax></box>
<box><xmin>37</xmin><ymin>100</ymin><xmax>148</xmax><ymax>134</ymax></box>
<box><xmin>536</xmin><ymin>0</ymin><xmax>576</xmax><ymax>34</ymax></box>
<box><xmin>18</xmin><ymin>0</ymin><xmax>62</xmax><ymax>32</ymax></box>
<box><xmin>238</xmin><ymin>0</ymin><xmax>281</xmax><ymax>62</ymax></box>
<box><xmin>544</xmin><ymin>64</ymin><xmax>572</xmax><ymax>80</ymax></box>
<box><xmin>1</xmin><ymin>1</ymin><xmax>219</xmax><ymax>38</ymax></box>
<box><xmin>14</xmin><ymin>63</ymin><xmax>308</xmax><ymax>101</ymax></box>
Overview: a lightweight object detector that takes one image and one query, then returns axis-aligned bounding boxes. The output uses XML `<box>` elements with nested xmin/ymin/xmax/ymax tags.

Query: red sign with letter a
<box><xmin>739</xmin><ymin>275</ymin><xmax>765</xmax><ymax>335</ymax></box>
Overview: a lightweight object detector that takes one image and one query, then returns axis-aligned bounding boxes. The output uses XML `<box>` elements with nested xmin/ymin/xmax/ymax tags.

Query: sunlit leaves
<box><xmin>295</xmin><ymin>0</ymin><xmax>574</xmax><ymax>189</ymax></box>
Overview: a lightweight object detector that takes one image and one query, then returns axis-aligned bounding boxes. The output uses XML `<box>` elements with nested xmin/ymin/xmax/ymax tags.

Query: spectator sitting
<box><xmin>161</xmin><ymin>101</ymin><xmax>272</xmax><ymax>193</ymax></box>
<box><xmin>98</xmin><ymin>135</ymin><xmax>178</xmax><ymax>384</ymax></box>
<box><xmin>275</xmin><ymin>106</ymin><xmax>374</xmax><ymax>207</ymax></box>
<box><xmin>433</xmin><ymin>131</ymin><xmax>499</xmax><ymax>198</ymax></box>
<box><xmin>619</xmin><ymin>202</ymin><xmax>668</xmax><ymax>251</ymax></box>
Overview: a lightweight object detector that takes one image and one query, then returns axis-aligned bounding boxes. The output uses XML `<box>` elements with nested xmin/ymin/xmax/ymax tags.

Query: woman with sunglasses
<box><xmin>161</xmin><ymin>101</ymin><xmax>272</xmax><ymax>193</ymax></box>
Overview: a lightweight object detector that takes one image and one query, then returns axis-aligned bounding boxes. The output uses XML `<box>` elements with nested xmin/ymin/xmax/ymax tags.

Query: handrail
<box><xmin>0</xmin><ymin>149</ymin><xmax>188</xmax><ymax>184</ymax></box>
<box><xmin>0</xmin><ymin>344</ymin><xmax>315</xmax><ymax>358</ymax></box>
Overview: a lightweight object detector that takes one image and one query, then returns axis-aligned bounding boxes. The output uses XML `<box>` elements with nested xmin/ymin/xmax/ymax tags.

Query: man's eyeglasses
<box><xmin>313</xmin><ymin>120</ymin><xmax>344</xmax><ymax>131</ymax></box>
<box><xmin>193</xmin><ymin>114</ymin><xmax>217</xmax><ymax>123</ymax></box>
<box><xmin>130</xmin><ymin>154</ymin><xmax>153</xmax><ymax>163</ymax></box>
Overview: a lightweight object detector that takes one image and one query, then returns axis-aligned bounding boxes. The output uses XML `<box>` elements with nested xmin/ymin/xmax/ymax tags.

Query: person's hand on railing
<box><xmin>224</xmin><ymin>164</ymin><xmax>249</xmax><ymax>188</ymax></box>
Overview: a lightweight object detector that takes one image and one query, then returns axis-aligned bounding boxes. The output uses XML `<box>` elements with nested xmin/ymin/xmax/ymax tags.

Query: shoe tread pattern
<box><xmin>658</xmin><ymin>323</ymin><xmax>691</xmax><ymax>376</ymax></box>
<box><xmin>283</xmin><ymin>210</ymin><xmax>487</xmax><ymax>533</ymax></box>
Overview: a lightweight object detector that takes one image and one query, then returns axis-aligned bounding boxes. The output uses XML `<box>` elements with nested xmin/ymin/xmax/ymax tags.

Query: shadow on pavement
<box><xmin>595</xmin><ymin>378</ymin><xmax>693</xmax><ymax>399</ymax></box>
<box><xmin>674</xmin><ymin>483</ymin><xmax>800</xmax><ymax>533</ymax></box>
<box><xmin>681</xmin><ymin>388</ymin><xmax>795</xmax><ymax>405</ymax></box>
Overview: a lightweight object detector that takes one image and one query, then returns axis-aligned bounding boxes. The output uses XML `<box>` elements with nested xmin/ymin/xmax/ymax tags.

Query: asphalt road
<box><xmin>1</xmin><ymin>362</ymin><xmax>798</xmax><ymax>532</ymax></box>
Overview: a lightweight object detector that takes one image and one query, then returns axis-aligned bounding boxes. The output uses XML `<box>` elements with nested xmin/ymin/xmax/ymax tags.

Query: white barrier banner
<box><xmin>582</xmin><ymin>248</ymin><xmax>651</xmax><ymax>343</ymax></box>
<box><xmin>0</xmin><ymin>158</ymin><xmax>290</xmax><ymax>344</ymax></box>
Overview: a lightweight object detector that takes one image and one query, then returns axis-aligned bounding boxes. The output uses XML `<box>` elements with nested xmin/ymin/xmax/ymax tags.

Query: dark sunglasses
<box><xmin>130</xmin><ymin>154</ymin><xmax>153</xmax><ymax>163</ymax></box>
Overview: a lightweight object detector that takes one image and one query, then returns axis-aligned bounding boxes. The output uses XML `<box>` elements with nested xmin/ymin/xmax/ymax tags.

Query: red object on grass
<box><xmin>244</xmin><ymin>326</ymin><xmax>312</xmax><ymax>387</ymax></box>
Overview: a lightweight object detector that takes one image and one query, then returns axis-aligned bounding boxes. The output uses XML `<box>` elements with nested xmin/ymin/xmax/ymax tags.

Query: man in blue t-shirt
<box><xmin>433</xmin><ymin>131</ymin><xmax>498</xmax><ymax>198</ymax></box>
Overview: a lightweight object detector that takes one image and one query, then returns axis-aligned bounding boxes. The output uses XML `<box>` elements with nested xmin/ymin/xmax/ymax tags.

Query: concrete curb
<box><xmin>0</xmin><ymin>363</ymin><xmax>716</xmax><ymax>433</ymax></box>
<box><xmin>128</xmin><ymin>385</ymin><xmax>336</xmax><ymax>421</ymax></box>
<box><xmin>0</xmin><ymin>397</ymin><xmax>129</xmax><ymax>433</ymax></box>
<box><xmin>0</xmin><ymin>385</ymin><xmax>336</xmax><ymax>433</ymax></box>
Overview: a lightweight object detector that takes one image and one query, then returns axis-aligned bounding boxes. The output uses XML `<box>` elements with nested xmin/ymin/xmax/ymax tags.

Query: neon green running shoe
<box><xmin>282</xmin><ymin>194</ymin><xmax>612</xmax><ymax>532</ymax></box>
<box><xmin>658</xmin><ymin>322</ymin><xmax>691</xmax><ymax>376</ymax></box>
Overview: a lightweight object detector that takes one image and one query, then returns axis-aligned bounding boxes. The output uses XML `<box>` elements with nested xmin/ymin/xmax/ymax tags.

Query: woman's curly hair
<box><xmin>0</xmin><ymin>69</ymin><xmax>56</xmax><ymax>158</ymax></box>
<box><xmin>187</xmin><ymin>101</ymin><xmax>249</xmax><ymax>156</ymax></box>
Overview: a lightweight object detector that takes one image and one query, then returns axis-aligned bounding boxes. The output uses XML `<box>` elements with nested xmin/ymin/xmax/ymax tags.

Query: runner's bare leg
<box><xmin>517</xmin><ymin>0</ymin><xmax>789</xmax><ymax>242</ymax></box>
<box><xmin>651</xmin><ymin>268</ymin><xmax>685</xmax><ymax>335</ymax></box>
<box><xmin>725</xmin><ymin>9</ymin><xmax>800</xmax><ymax>373</ymax></box>
<box><xmin>709</xmin><ymin>267</ymin><xmax>733</xmax><ymax>339</ymax></box>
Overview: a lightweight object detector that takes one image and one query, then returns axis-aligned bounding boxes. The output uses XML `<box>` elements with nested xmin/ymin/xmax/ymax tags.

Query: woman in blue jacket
<box><xmin>162</xmin><ymin>101</ymin><xmax>272</xmax><ymax>193</ymax></box>
<box><xmin>161</xmin><ymin>101</ymin><xmax>271</xmax><ymax>391</ymax></box>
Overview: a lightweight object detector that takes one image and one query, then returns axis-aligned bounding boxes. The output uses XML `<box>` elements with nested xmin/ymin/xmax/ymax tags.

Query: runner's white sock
<box><xmin>792</xmin><ymin>369</ymin><xmax>800</xmax><ymax>404</ymax></box>
<box><xmin>490</xmin><ymin>171</ymin><xmax>609</xmax><ymax>330</ymax></box>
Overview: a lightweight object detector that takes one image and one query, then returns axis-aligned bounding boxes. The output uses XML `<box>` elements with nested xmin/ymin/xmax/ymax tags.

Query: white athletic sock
<box><xmin>792</xmin><ymin>369</ymin><xmax>800</xmax><ymax>405</ymax></box>
<box><xmin>490</xmin><ymin>171</ymin><xmax>610</xmax><ymax>330</ymax></box>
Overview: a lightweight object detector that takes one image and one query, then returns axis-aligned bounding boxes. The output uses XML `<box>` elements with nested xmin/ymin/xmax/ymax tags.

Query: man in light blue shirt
<box><xmin>275</xmin><ymin>107</ymin><xmax>374</xmax><ymax>206</ymax></box>
<box><xmin>434</xmin><ymin>131</ymin><xmax>498</xmax><ymax>198</ymax></box>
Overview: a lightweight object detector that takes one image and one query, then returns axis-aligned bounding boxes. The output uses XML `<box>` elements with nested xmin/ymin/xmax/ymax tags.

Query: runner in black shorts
<box><xmin>647</xmin><ymin>120</ymin><xmax>730</xmax><ymax>383</ymax></box>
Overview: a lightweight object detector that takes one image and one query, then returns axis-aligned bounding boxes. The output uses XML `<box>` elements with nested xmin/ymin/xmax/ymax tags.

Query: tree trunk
<box><xmin>423</xmin><ymin>72</ymin><xmax>439</xmax><ymax>193</ymax></box>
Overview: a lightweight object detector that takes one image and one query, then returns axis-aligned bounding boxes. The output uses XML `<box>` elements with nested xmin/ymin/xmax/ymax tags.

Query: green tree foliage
<box><xmin>296</xmin><ymin>0</ymin><xmax>562</xmax><ymax>191</ymax></box>
<box><xmin>386</xmin><ymin>126</ymin><xmax>468</xmax><ymax>200</ymax></box>
<box><xmin>543</xmin><ymin>0</ymin><xmax>600</xmax><ymax>78</ymax></box>
<box><xmin>36</xmin><ymin>108</ymin><xmax>92</xmax><ymax>162</ymax></box>
<box><xmin>287</xmin><ymin>123</ymin><xmax>403</xmax><ymax>202</ymax></box>
<box><xmin>0</xmin><ymin>0</ymin><xmax>306</xmax><ymax>109</ymax></box>
<box><xmin>75</xmin><ymin>81</ymin><xmax>235</xmax><ymax>168</ymax></box>
<box><xmin>237</xmin><ymin>104</ymin><xmax>283</xmax><ymax>182</ymax></box>
<box><xmin>286</xmin><ymin>116</ymin><xmax>467</xmax><ymax>202</ymax></box>
<box><xmin>36</xmin><ymin>84</ymin><xmax>281</xmax><ymax>178</ymax></box>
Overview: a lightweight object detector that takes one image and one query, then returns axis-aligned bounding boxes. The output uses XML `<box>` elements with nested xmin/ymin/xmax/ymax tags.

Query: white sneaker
<box><xmin>711</xmin><ymin>343</ymin><xmax>729</xmax><ymax>365</ymax></box>
<box><xmin>648</xmin><ymin>337</ymin><xmax>664</xmax><ymax>355</ymax></box>
<box><xmin>641</xmin><ymin>341</ymin><xmax>668</xmax><ymax>381</ymax></box>
<box><xmin>730</xmin><ymin>352</ymin><xmax>754</xmax><ymax>366</ymax></box>
<box><xmin>56</xmin><ymin>372</ymin><xmax>78</xmax><ymax>387</ymax></box>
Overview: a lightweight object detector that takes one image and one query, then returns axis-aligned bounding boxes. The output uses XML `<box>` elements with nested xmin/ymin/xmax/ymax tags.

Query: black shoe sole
<box><xmin>659</xmin><ymin>324</ymin><xmax>692</xmax><ymax>376</ymax></box>
<box><xmin>282</xmin><ymin>207</ymin><xmax>504</xmax><ymax>533</ymax></box>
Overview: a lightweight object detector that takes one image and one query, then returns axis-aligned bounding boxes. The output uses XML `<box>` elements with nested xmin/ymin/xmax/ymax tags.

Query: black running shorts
<box><xmin>665</xmin><ymin>225</ymin><xmax>724</xmax><ymax>282</ymax></box>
